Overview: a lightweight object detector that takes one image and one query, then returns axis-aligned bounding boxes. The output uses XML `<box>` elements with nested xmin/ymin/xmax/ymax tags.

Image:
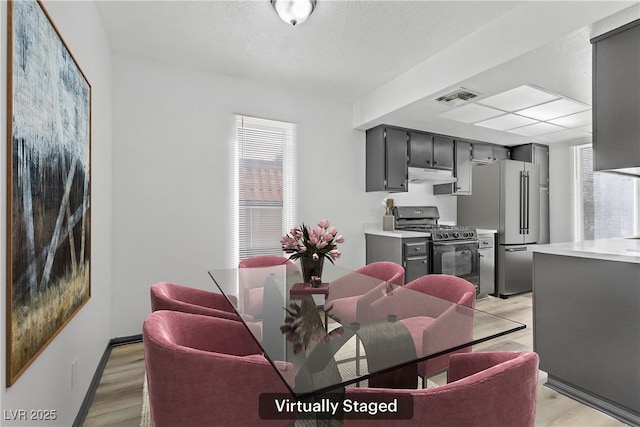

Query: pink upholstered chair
<box><xmin>150</xmin><ymin>282</ymin><xmax>239</xmax><ymax>321</ymax></box>
<box><xmin>367</xmin><ymin>274</ymin><xmax>476</xmax><ymax>387</ymax></box>
<box><xmin>344</xmin><ymin>351</ymin><xmax>539</xmax><ymax>427</ymax></box>
<box><xmin>143</xmin><ymin>310</ymin><xmax>295</xmax><ymax>427</ymax></box>
<box><xmin>238</xmin><ymin>255</ymin><xmax>297</xmax><ymax>319</ymax></box>
<box><xmin>325</xmin><ymin>261</ymin><xmax>405</xmax><ymax>325</ymax></box>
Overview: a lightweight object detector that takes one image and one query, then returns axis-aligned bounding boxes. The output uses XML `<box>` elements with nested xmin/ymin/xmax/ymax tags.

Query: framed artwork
<box><xmin>6</xmin><ymin>0</ymin><xmax>91</xmax><ymax>386</ymax></box>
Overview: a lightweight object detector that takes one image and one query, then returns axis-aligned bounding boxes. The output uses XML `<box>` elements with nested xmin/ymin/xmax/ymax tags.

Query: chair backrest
<box><xmin>143</xmin><ymin>310</ymin><xmax>292</xmax><ymax>427</ymax></box>
<box><xmin>405</xmin><ymin>274</ymin><xmax>476</xmax><ymax>308</ymax></box>
<box><xmin>238</xmin><ymin>255</ymin><xmax>291</xmax><ymax>268</ymax></box>
<box><xmin>326</xmin><ymin>261</ymin><xmax>405</xmax><ymax>304</ymax></box>
<box><xmin>344</xmin><ymin>351</ymin><xmax>539</xmax><ymax>427</ymax></box>
<box><xmin>238</xmin><ymin>256</ymin><xmax>298</xmax><ymax>317</ymax></box>
<box><xmin>355</xmin><ymin>261</ymin><xmax>405</xmax><ymax>286</ymax></box>
<box><xmin>150</xmin><ymin>282</ymin><xmax>239</xmax><ymax>321</ymax></box>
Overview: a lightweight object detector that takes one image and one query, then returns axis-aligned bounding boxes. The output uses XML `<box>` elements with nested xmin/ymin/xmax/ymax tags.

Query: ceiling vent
<box><xmin>435</xmin><ymin>88</ymin><xmax>480</xmax><ymax>105</ymax></box>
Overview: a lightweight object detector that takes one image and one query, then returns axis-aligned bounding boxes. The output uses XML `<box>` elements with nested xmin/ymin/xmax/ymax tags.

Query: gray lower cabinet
<box><xmin>477</xmin><ymin>233</ymin><xmax>495</xmax><ymax>297</ymax></box>
<box><xmin>592</xmin><ymin>19</ymin><xmax>640</xmax><ymax>175</ymax></box>
<box><xmin>366</xmin><ymin>125</ymin><xmax>408</xmax><ymax>192</ymax></box>
<box><xmin>533</xmin><ymin>252</ymin><xmax>640</xmax><ymax>426</ymax></box>
<box><xmin>365</xmin><ymin>234</ymin><xmax>428</xmax><ymax>284</ymax></box>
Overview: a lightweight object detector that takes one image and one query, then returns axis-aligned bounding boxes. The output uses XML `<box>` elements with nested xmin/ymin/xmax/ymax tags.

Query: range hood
<box><xmin>407</xmin><ymin>167</ymin><xmax>457</xmax><ymax>183</ymax></box>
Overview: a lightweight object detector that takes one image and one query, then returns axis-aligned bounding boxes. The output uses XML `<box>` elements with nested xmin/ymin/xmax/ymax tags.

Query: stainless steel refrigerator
<box><xmin>457</xmin><ymin>160</ymin><xmax>540</xmax><ymax>298</ymax></box>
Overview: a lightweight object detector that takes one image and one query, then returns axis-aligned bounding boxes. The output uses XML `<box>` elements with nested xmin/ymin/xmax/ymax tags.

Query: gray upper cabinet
<box><xmin>433</xmin><ymin>140</ymin><xmax>471</xmax><ymax>195</ymax></box>
<box><xmin>408</xmin><ymin>132</ymin><xmax>453</xmax><ymax>170</ymax></box>
<box><xmin>432</xmin><ymin>136</ymin><xmax>454</xmax><ymax>170</ymax></box>
<box><xmin>454</xmin><ymin>140</ymin><xmax>472</xmax><ymax>194</ymax></box>
<box><xmin>407</xmin><ymin>131</ymin><xmax>433</xmax><ymax>168</ymax></box>
<box><xmin>471</xmin><ymin>142</ymin><xmax>494</xmax><ymax>163</ymax></box>
<box><xmin>472</xmin><ymin>142</ymin><xmax>510</xmax><ymax>163</ymax></box>
<box><xmin>591</xmin><ymin>19</ymin><xmax>640</xmax><ymax>175</ymax></box>
<box><xmin>492</xmin><ymin>146</ymin><xmax>510</xmax><ymax>162</ymax></box>
<box><xmin>366</xmin><ymin>125</ymin><xmax>408</xmax><ymax>192</ymax></box>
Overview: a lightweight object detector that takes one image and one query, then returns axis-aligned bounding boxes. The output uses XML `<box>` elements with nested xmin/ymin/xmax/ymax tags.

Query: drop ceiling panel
<box><xmin>547</xmin><ymin>110</ymin><xmax>592</xmax><ymax>127</ymax></box>
<box><xmin>575</xmin><ymin>124</ymin><xmax>593</xmax><ymax>133</ymax></box>
<box><xmin>475</xmin><ymin>113</ymin><xmax>539</xmax><ymax>131</ymax></box>
<box><xmin>439</xmin><ymin>103</ymin><xmax>504</xmax><ymax>123</ymax></box>
<box><xmin>536</xmin><ymin>128</ymin><xmax>592</xmax><ymax>142</ymax></box>
<box><xmin>507</xmin><ymin>122</ymin><xmax>565</xmax><ymax>136</ymax></box>
<box><xmin>477</xmin><ymin>85</ymin><xmax>559</xmax><ymax>111</ymax></box>
<box><xmin>516</xmin><ymin>98</ymin><xmax>591</xmax><ymax>121</ymax></box>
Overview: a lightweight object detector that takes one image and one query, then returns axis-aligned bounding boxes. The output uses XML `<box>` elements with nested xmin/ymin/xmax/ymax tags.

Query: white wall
<box><xmin>0</xmin><ymin>1</ymin><xmax>112</xmax><ymax>426</ymax></box>
<box><xmin>110</xmin><ymin>53</ymin><xmax>378</xmax><ymax>337</ymax></box>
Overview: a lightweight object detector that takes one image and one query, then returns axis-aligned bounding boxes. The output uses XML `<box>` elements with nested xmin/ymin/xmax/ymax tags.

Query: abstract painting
<box><xmin>6</xmin><ymin>0</ymin><xmax>91</xmax><ymax>386</ymax></box>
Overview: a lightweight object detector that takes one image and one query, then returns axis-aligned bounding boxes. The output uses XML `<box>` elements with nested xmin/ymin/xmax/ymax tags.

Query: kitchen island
<box><xmin>530</xmin><ymin>238</ymin><xmax>640</xmax><ymax>426</ymax></box>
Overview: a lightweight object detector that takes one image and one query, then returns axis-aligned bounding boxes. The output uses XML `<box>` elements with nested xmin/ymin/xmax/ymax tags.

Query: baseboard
<box><xmin>545</xmin><ymin>376</ymin><xmax>640</xmax><ymax>427</ymax></box>
<box><xmin>72</xmin><ymin>334</ymin><xmax>143</xmax><ymax>427</ymax></box>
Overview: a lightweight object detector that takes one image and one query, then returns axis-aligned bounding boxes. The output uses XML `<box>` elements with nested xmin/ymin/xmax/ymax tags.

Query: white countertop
<box><xmin>529</xmin><ymin>238</ymin><xmax>640</xmax><ymax>264</ymax></box>
<box><xmin>476</xmin><ymin>229</ymin><xmax>497</xmax><ymax>235</ymax></box>
<box><xmin>364</xmin><ymin>224</ymin><xmax>497</xmax><ymax>239</ymax></box>
<box><xmin>364</xmin><ymin>224</ymin><xmax>429</xmax><ymax>238</ymax></box>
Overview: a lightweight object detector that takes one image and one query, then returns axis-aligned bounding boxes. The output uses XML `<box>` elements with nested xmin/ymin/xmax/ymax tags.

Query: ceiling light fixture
<box><xmin>271</xmin><ymin>0</ymin><xmax>316</xmax><ymax>26</ymax></box>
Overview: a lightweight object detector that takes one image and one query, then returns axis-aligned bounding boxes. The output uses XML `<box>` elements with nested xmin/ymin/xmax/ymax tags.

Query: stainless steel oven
<box><xmin>431</xmin><ymin>240</ymin><xmax>480</xmax><ymax>293</ymax></box>
<box><xmin>392</xmin><ymin>206</ymin><xmax>480</xmax><ymax>294</ymax></box>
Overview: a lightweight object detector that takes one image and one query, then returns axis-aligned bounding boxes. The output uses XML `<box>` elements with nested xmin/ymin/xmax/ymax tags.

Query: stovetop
<box><xmin>397</xmin><ymin>225</ymin><xmax>477</xmax><ymax>241</ymax></box>
<box><xmin>392</xmin><ymin>206</ymin><xmax>477</xmax><ymax>241</ymax></box>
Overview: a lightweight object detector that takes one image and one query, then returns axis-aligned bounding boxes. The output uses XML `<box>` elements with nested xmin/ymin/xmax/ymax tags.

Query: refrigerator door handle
<box><xmin>524</xmin><ymin>171</ymin><xmax>530</xmax><ymax>234</ymax></box>
<box><xmin>519</xmin><ymin>171</ymin><xmax>525</xmax><ymax>234</ymax></box>
<box><xmin>506</xmin><ymin>247</ymin><xmax>528</xmax><ymax>252</ymax></box>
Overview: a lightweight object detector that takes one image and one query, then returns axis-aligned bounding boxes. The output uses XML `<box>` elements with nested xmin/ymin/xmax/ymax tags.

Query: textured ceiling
<box><xmin>96</xmin><ymin>1</ymin><xmax>639</xmax><ymax>144</ymax></box>
<box><xmin>96</xmin><ymin>1</ymin><xmax>520</xmax><ymax>100</ymax></box>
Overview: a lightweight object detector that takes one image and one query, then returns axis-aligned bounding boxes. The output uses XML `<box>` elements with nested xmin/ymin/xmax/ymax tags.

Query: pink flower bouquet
<box><xmin>280</xmin><ymin>220</ymin><xmax>344</xmax><ymax>264</ymax></box>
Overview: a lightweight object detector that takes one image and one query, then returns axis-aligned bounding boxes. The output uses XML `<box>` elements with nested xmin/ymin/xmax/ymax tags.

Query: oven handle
<box><xmin>431</xmin><ymin>240</ymin><xmax>479</xmax><ymax>247</ymax></box>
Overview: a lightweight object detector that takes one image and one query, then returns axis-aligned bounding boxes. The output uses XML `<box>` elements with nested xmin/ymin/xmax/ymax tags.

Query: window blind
<box><xmin>233</xmin><ymin>115</ymin><xmax>295</xmax><ymax>266</ymax></box>
<box><xmin>574</xmin><ymin>144</ymin><xmax>640</xmax><ymax>240</ymax></box>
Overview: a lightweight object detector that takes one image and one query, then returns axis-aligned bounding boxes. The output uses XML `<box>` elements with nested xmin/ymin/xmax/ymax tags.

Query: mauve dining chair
<box><xmin>343</xmin><ymin>351</ymin><xmax>539</xmax><ymax>427</ymax></box>
<box><xmin>238</xmin><ymin>255</ymin><xmax>297</xmax><ymax>318</ymax></box>
<box><xmin>143</xmin><ymin>310</ymin><xmax>295</xmax><ymax>427</ymax></box>
<box><xmin>367</xmin><ymin>274</ymin><xmax>476</xmax><ymax>387</ymax></box>
<box><xmin>325</xmin><ymin>261</ymin><xmax>405</xmax><ymax>325</ymax></box>
<box><xmin>150</xmin><ymin>282</ymin><xmax>239</xmax><ymax>321</ymax></box>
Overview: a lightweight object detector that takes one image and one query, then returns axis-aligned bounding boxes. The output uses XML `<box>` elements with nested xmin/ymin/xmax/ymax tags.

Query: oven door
<box><xmin>431</xmin><ymin>240</ymin><xmax>480</xmax><ymax>293</ymax></box>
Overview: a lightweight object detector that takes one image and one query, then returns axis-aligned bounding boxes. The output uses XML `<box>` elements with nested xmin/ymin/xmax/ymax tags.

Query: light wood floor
<box><xmin>83</xmin><ymin>294</ymin><xmax>629</xmax><ymax>426</ymax></box>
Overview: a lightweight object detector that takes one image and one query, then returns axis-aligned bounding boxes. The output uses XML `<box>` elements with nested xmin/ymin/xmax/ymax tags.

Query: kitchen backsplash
<box><xmin>364</xmin><ymin>181</ymin><xmax>457</xmax><ymax>225</ymax></box>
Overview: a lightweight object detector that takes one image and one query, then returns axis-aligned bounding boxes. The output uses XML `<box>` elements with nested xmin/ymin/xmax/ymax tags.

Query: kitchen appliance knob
<box><xmin>435</xmin><ymin>233</ymin><xmax>442</xmax><ymax>239</ymax></box>
<box><xmin>453</xmin><ymin>232</ymin><xmax>460</xmax><ymax>238</ymax></box>
<box><xmin>443</xmin><ymin>233</ymin><xmax>449</xmax><ymax>239</ymax></box>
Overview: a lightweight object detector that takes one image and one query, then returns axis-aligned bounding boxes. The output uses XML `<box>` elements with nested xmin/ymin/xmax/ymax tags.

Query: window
<box><xmin>574</xmin><ymin>144</ymin><xmax>640</xmax><ymax>240</ymax></box>
<box><xmin>233</xmin><ymin>115</ymin><xmax>295</xmax><ymax>266</ymax></box>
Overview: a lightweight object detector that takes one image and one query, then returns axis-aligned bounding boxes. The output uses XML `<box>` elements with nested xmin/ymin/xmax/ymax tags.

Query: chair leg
<box><xmin>421</xmin><ymin>375</ymin><xmax>426</xmax><ymax>389</ymax></box>
<box><xmin>355</xmin><ymin>335</ymin><xmax>361</xmax><ymax>375</ymax></box>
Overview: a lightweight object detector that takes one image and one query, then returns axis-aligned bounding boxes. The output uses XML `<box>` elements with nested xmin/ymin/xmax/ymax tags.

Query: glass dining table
<box><xmin>208</xmin><ymin>264</ymin><xmax>525</xmax><ymax>402</ymax></box>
